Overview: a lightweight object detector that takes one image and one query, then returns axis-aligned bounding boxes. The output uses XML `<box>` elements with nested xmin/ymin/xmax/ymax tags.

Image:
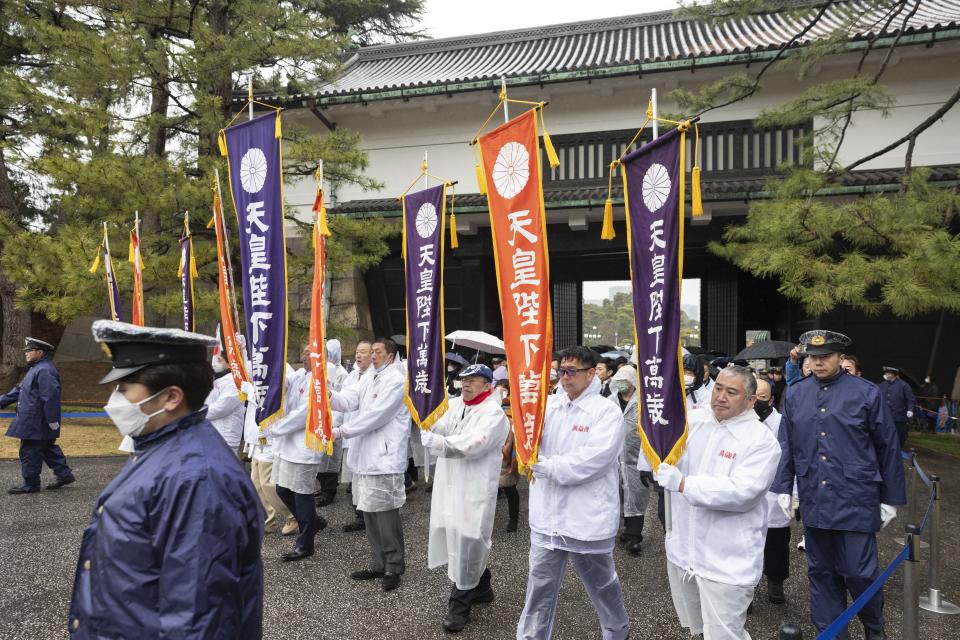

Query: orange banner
<box><xmin>128</xmin><ymin>224</ymin><xmax>145</xmax><ymax>326</ymax></box>
<box><xmin>305</xmin><ymin>192</ymin><xmax>334</xmax><ymax>455</ymax></box>
<box><xmin>212</xmin><ymin>185</ymin><xmax>250</xmax><ymax>396</ymax></box>
<box><xmin>477</xmin><ymin>108</ymin><xmax>553</xmax><ymax>474</ymax></box>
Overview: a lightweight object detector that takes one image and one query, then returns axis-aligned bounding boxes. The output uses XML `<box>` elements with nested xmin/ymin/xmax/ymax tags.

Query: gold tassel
<box><xmin>601</xmin><ymin>199</ymin><xmax>616</xmax><ymax>240</ymax></box>
<box><xmin>206</xmin><ymin>215</ymin><xmax>216</xmax><ymax>229</ymax></box>
<box><xmin>449</xmin><ymin>189</ymin><xmax>459</xmax><ymax>249</ymax></box>
<box><xmin>88</xmin><ymin>252</ymin><xmax>101</xmax><ymax>274</ymax></box>
<box><xmin>691</xmin><ymin>124</ymin><xmax>703</xmax><ymax>217</ymax></box>
<box><xmin>217</xmin><ymin>130</ymin><xmax>228</xmax><ymax>156</ymax></box>
<box><xmin>190</xmin><ymin>248</ymin><xmax>199</xmax><ymax>278</ymax></box>
<box><xmin>274</xmin><ymin>111</ymin><xmax>282</xmax><ymax>139</ymax></box>
<box><xmin>538</xmin><ymin>107</ymin><xmax>561</xmax><ymax>170</ymax></box>
<box><xmin>474</xmin><ymin>162</ymin><xmax>487</xmax><ymax>195</ymax></box>
<box><xmin>318</xmin><ymin>204</ymin><xmax>331</xmax><ymax>237</ymax></box>
<box><xmin>128</xmin><ymin>233</ymin><xmax>135</xmax><ymax>263</ymax></box>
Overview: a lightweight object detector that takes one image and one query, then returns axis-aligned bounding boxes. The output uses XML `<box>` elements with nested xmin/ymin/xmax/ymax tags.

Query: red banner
<box><xmin>306</xmin><ymin>192</ymin><xmax>333</xmax><ymax>454</ymax></box>
<box><xmin>211</xmin><ymin>185</ymin><xmax>251</xmax><ymax>396</ymax></box>
<box><xmin>477</xmin><ymin>108</ymin><xmax>552</xmax><ymax>474</ymax></box>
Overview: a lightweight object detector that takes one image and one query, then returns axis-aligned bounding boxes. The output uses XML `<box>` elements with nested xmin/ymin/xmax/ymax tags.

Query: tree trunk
<box><xmin>201</xmin><ymin>0</ymin><xmax>234</xmax><ymax>159</ymax></box>
<box><xmin>0</xmin><ymin>152</ymin><xmax>30</xmax><ymax>388</ymax></box>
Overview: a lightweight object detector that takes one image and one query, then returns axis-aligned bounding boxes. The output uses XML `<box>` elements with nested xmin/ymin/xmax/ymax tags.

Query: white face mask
<box><xmin>611</xmin><ymin>380</ymin><xmax>632</xmax><ymax>395</ymax></box>
<box><xmin>883</xmin><ymin>373</ymin><xmax>895</xmax><ymax>382</ymax></box>
<box><xmin>684</xmin><ymin>374</ymin><xmax>696</xmax><ymax>387</ymax></box>
<box><xmin>104</xmin><ymin>388</ymin><xmax>169</xmax><ymax>437</ymax></box>
<box><xmin>212</xmin><ymin>357</ymin><xmax>228</xmax><ymax>373</ymax></box>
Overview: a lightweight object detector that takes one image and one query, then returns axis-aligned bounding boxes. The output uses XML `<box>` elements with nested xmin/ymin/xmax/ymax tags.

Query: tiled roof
<box><xmin>261</xmin><ymin>1</ymin><xmax>960</xmax><ymax>105</ymax></box>
<box><xmin>329</xmin><ymin>165</ymin><xmax>960</xmax><ymax>217</ymax></box>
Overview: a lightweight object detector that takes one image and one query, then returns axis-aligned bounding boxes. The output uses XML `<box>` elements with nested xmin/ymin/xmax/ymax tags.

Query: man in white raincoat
<box><xmin>339</xmin><ymin>340</ymin><xmax>373</xmax><ymax>532</ymax></box>
<box><xmin>205</xmin><ymin>351</ymin><xmax>246</xmax><ymax>455</ymax></box>
<box><xmin>329</xmin><ymin>337</ymin><xmax>410</xmax><ymax>591</ymax></box>
<box><xmin>420</xmin><ymin>364</ymin><xmax>509</xmax><ymax>633</ymax></box>
<box><xmin>517</xmin><ymin>346</ymin><xmax>629</xmax><ymax>640</ymax></box>
<box><xmin>653</xmin><ymin>365</ymin><xmax>782</xmax><ymax>639</ymax></box>
<box><xmin>315</xmin><ymin>338</ymin><xmax>348</xmax><ymax>506</ymax></box>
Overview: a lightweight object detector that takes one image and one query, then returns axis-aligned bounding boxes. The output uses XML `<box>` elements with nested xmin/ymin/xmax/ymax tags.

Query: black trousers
<box><xmin>316</xmin><ymin>472</ymin><xmax>338</xmax><ymax>498</ymax></box>
<box><xmin>895</xmin><ymin>421</ymin><xmax>908</xmax><ymax>448</ymax></box>
<box><xmin>763</xmin><ymin>526</ymin><xmax>791</xmax><ymax>583</ymax></box>
<box><xmin>275</xmin><ymin>485</ymin><xmax>319</xmax><ymax>553</ymax></box>
<box><xmin>503</xmin><ymin>485</ymin><xmax>519</xmax><ymax>522</ymax></box>
<box><xmin>19</xmin><ymin>439</ymin><xmax>73</xmax><ymax>489</ymax></box>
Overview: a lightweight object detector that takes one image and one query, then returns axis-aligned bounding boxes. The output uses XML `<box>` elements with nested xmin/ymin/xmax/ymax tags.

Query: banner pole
<box><xmin>422</xmin><ymin>150</ymin><xmax>431</xmax><ymax>484</ymax></box>
<box><xmin>248</xmin><ymin>77</ymin><xmax>254</xmax><ymax>121</ymax></box>
<box><xmin>501</xmin><ymin>77</ymin><xmax>509</xmax><ymax>122</ymax></box>
<box><xmin>214</xmin><ymin>168</ymin><xmax>244</xmax><ymax>353</ymax></box>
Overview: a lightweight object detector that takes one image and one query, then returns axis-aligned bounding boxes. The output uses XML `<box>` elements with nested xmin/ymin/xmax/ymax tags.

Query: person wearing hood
<box><xmin>69</xmin><ymin>321</ymin><xmax>262</xmax><ymax>638</ymax></box>
<box><xmin>421</xmin><ymin>364</ymin><xmax>510</xmax><ymax>633</ymax></box>
<box><xmin>329</xmin><ymin>337</ymin><xmax>411</xmax><ymax>591</ymax></box>
<box><xmin>517</xmin><ymin>346</ymin><xmax>629</xmax><ymax>640</ymax></box>
<box><xmin>768</xmin><ymin>367</ymin><xmax>787</xmax><ymax>410</ymax></box>
<box><xmin>315</xmin><ymin>338</ymin><xmax>348</xmax><ymax>506</ymax></box>
<box><xmin>259</xmin><ymin>345</ymin><xmax>330</xmax><ymax>561</ymax></box>
<box><xmin>683</xmin><ymin>353</ymin><xmax>710</xmax><ymax>412</ymax></box>
<box><xmin>611</xmin><ymin>364</ymin><xmax>649</xmax><ymax>555</ymax></box>
<box><xmin>204</xmin><ymin>350</ymin><xmax>246</xmax><ymax>455</ymax></box>
<box><xmin>754</xmin><ymin>378</ymin><xmax>792</xmax><ymax>606</ymax></box>
<box><xmin>652</xmin><ymin>365</ymin><xmax>782</xmax><ymax>640</ymax></box>
<box><xmin>879</xmin><ymin>366</ymin><xmax>916</xmax><ymax>447</ymax></box>
<box><xmin>772</xmin><ymin>331</ymin><xmax>905</xmax><ymax>640</ymax></box>
<box><xmin>3</xmin><ymin>337</ymin><xmax>75</xmax><ymax>494</ymax></box>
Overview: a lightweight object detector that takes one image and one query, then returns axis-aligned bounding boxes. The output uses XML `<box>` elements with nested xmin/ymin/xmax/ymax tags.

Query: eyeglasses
<box><xmin>558</xmin><ymin>367</ymin><xmax>590</xmax><ymax>377</ymax></box>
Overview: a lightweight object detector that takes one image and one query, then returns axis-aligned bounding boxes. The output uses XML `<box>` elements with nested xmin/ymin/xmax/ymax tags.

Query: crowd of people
<box><xmin>0</xmin><ymin>322</ymin><xmax>915</xmax><ymax>639</ymax></box>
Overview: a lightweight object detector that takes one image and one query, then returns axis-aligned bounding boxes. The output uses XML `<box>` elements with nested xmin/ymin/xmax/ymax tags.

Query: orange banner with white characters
<box><xmin>477</xmin><ymin>108</ymin><xmax>553</xmax><ymax>474</ymax></box>
<box><xmin>211</xmin><ymin>184</ymin><xmax>251</xmax><ymax>396</ymax></box>
<box><xmin>305</xmin><ymin>193</ymin><xmax>334</xmax><ymax>455</ymax></box>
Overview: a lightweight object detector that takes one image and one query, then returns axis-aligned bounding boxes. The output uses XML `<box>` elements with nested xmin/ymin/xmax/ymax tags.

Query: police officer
<box><xmin>68</xmin><ymin>320</ymin><xmax>263</xmax><ymax>638</ymax></box>
<box><xmin>3</xmin><ymin>337</ymin><xmax>75</xmax><ymax>494</ymax></box>
<box><xmin>879</xmin><ymin>366</ymin><xmax>916</xmax><ymax>447</ymax></box>
<box><xmin>772</xmin><ymin>330</ymin><xmax>905</xmax><ymax>640</ymax></box>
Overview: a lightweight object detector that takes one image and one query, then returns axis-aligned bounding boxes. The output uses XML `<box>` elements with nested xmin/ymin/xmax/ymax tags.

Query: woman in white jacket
<box><xmin>421</xmin><ymin>364</ymin><xmax>509</xmax><ymax>633</ymax></box>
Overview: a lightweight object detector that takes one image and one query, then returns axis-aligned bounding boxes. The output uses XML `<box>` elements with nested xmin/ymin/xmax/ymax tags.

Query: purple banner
<box><xmin>105</xmin><ymin>251</ymin><xmax>122</xmax><ymax>322</ymax></box>
<box><xmin>179</xmin><ymin>234</ymin><xmax>195</xmax><ymax>332</ymax></box>
<box><xmin>622</xmin><ymin>127</ymin><xmax>687</xmax><ymax>466</ymax></box>
<box><xmin>403</xmin><ymin>184</ymin><xmax>448</xmax><ymax>429</ymax></box>
<box><xmin>223</xmin><ymin>112</ymin><xmax>288</xmax><ymax>427</ymax></box>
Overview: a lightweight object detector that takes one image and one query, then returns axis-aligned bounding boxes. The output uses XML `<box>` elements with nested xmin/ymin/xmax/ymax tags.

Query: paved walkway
<box><xmin>0</xmin><ymin>447</ymin><xmax>958</xmax><ymax>639</ymax></box>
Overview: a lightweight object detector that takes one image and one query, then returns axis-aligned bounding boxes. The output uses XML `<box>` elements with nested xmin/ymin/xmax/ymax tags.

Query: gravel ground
<box><xmin>0</xmin><ymin>449</ymin><xmax>958</xmax><ymax>639</ymax></box>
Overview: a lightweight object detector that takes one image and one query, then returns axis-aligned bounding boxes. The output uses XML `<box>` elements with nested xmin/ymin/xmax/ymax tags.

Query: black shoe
<box><xmin>315</xmin><ymin>513</ymin><xmax>328</xmax><ymax>532</ymax></box>
<box><xmin>471</xmin><ymin>586</ymin><xmax>495</xmax><ymax>605</ymax></box>
<box><xmin>46</xmin><ymin>476</ymin><xmax>75</xmax><ymax>490</ymax></box>
<box><xmin>767</xmin><ymin>579</ymin><xmax>785</xmax><ymax>605</ymax></box>
<box><xmin>505</xmin><ymin>520</ymin><xmax>518</xmax><ymax>532</ymax></box>
<box><xmin>471</xmin><ymin>568</ymin><xmax>494</xmax><ymax>604</ymax></box>
<box><xmin>443</xmin><ymin>612</ymin><xmax>467</xmax><ymax>633</ymax></box>
<box><xmin>405</xmin><ymin>481</ymin><xmax>418</xmax><ymax>494</ymax></box>
<box><xmin>351</xmin><ymin>569</ymin><xmax>385</xmax><ymax>581</ymax></box>
<box><xmin>382</xmin><ymin>572</ymin><xmax>401</xmax><ymax>591</ymax></box>
<box><xmin>315</xmin><ymin>493</ymin><xmax>334</xmax><ymax>507</ymax></box>
<box><xmin>863</xmin><ymin>626</ymin><xmax>887</xmax><ymax>640</ymax></box>
<box><xmin>626</xmin><ymin>539</ymin><xmax>643</xmax><ymax>555</ymax></box>
<box><xmin>343</xmin><ymin>520</ymin><xmax>365</xmax><ymax>532</ymax></box>
<box><xmin>7</xmin><ymin>485</ymin><xmax>39</xmax><ymax>495</ymax></box>
<box><xmin>425</xmin><ymin>482</ymin><xmax>433</xmax><ymax>494</ymax></box>
<box><xmin>281</xmin><ymin>547</ymin><xmax>314</xmax><ymax>561</ymax></box>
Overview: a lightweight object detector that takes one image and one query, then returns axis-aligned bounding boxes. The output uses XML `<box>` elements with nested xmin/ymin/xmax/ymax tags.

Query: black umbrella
<box><xmin>735</xmin><ymin>340</ymin><xmax>795</xmax><ymax>360</ymax></box>
<box><xmin>445</xmin><ymin>352</ymin><xmax>469</xmax><ymax>367</ymax></box>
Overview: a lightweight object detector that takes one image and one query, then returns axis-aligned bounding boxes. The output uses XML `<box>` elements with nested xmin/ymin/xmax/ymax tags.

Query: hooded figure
<box><xmin>683</xmin><ymin>353</ymin><xmax>710</xmax><ymax>411</ymax></box>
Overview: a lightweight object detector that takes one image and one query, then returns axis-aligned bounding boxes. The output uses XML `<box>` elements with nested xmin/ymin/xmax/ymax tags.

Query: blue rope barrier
<box><xmin>914</xmin><ymin>458</ymin><xmax>932</xmax><ymax>488</ymax></box>
<box><xmin>815</xmin><ymin>545</ymin><xmax>910</xmax><ymax>640</ymax></box>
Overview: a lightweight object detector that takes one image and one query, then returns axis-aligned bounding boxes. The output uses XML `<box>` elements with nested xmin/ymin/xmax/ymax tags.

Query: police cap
<box><xmin>24</xmin><ymin>337</ymin><xmax>55</xmax><ymax>352</ymax></box>
<box><xmin>92</xmin><ymin>320</ymin><xmax>218</xmax><ymax>385</ymax></box>
<box><xmin>798</xmin><ymin>330</ymin><xmax>852</xmax><ymax>356</ymax></box>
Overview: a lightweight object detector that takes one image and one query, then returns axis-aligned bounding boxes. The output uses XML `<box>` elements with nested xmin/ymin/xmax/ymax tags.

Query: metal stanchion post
<box><xmin>903</xmin><ymin>524</ymin><xmax>921</xmax><ymax>640</ymax></box>
<box><xmin>778</xmin><ymin>622</ymin><xmax>802</xmax><ymax>639</ymax></box>
<box><xmin>919</xmin><ymin>475</ymin><xmax>960</xmax><ymax>614</ymax></box>
<box><xmin>896</xmin><ymin>450</ymin><xmax>928</xmax><ymax>549</ymax></box>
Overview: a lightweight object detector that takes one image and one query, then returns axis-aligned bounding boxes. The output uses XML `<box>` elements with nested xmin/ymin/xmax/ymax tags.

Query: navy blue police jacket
<box><xmin>68</xmin><ymin>409</ymin><xmax>264</xmax><ymax>639</ymax></box>
<box><xmin>879</xmin><ymin>376</ymin><xmax>916</xmax><ymax>424</ymax></box>
<box><xmin>772</xmin><ymin>369</ymin><xmax>906</xmax><ymax>533</ymax></box>
<box><xmin>0</xmin><ymin>357</ymin><xmax>61</xmax><ymax>440</ymax></box>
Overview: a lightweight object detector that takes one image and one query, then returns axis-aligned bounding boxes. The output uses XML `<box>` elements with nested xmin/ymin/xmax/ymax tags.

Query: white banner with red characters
<box><xmin>477</xmin><ymin>108</ymin><xmax>553</xmax><ymax>474</ymax></box>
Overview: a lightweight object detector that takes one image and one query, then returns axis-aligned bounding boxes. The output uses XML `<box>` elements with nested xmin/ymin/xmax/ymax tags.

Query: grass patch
<box><xmin>909</xmin><ymin>432</ymin><xmax>960</xmax><ymax>458</ymax></box>
<box><xmin>0</xmin><ymin>418</ymin><xmax>124</xmax><ymax>459</ymax></box>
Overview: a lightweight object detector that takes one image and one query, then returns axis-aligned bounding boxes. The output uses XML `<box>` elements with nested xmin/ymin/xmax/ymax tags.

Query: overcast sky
<box><xmin>420</xmin><ymin>0</ymin><xmax>683</xmax><ymax>39</ymax></box>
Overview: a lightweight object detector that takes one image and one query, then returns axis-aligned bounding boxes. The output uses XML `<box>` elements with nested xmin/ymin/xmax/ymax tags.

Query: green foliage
<box><xmin>581</xmin><ymin>290</ymin><xmax>700</xmax><ymax>348</ymax></box>
<box><xmin>709</xmin><ymin>169</ymin><xmax>960</xmax><ymax>317</ymax></box>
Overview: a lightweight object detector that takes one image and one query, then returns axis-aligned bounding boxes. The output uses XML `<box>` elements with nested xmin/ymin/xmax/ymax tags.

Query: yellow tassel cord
<box><xmin>217</xmin><ymin>130</ymin><xmax>228</xmax><ymax>156</ymax></box>
<box><xmin>600</xmin><ymin>162</ymin><xmax>618</xmax><ymax>241</ymax></box>
<box><xmin>88</xmin><ymin>251</ymin><xmax>101</xmax><ymax>274</ymax></box>
<box><xmin>274</xmin><ymin>111</ymin><xmax>282</xmax><ymax>139</ymax></box>
<box><xmin>128</xmin><ymin>233</ymin><xmax>135</xmax><ymax>264</ymax></box>
<box><xmin>318</xmin><ymin>203</ymin><xmax>331</xmax><ymax>237</ymax></box>
<box><xmin>691</xmin><ymin>123</ymin><xmax>703</xmax><ymax>217</ymax></box>
<box><xmin>206</xmin><ymin>215</ymin><xmax>216</xmax><ymax>229</ymax></box>
<box><xmin>449</xmin><ymin>187</ymin><xmax>459</xmax><ymax>249</ymax></box>
<box><xmin>538</xmin><ymin>106</ymin><xmax>560</xmax><ymax>170</ymax></box>
<box><xmin>473</xmin><ymin>143</ymin><xmax>487</xmax><ymax>195</ymax></box>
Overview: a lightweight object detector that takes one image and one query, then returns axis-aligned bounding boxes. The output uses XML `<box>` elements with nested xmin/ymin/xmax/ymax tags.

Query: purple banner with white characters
<box><xmin>622</xmin><ymin>126</ymin><xmax>687</xmax><ymax>468</ymax></box>
<box><xmin>179</xmin><ymin>233</ymin><xmax>195</xmax><ymax>332</ymax></box>
<box><xmin>105</xmin><ymin>249</ymin><xmax>123</xmax><ymax>323</ymax></box>
<box><xmin>223</xmin><ymin>112</ymin><xmax>288</xmax><ymax>427</ymax></box>
<box><xmin>402</xmin><ymin>184</ymin><xmax>449</xmax><ymax>429</ymax></box>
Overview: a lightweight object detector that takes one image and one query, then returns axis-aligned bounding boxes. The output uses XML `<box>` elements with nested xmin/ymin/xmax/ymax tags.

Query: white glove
<box><xmin>240</xmin><ymin>381</ymin><xmax>259</xmax><ymax>407</ymax></box>
<box><xmin>655</xmin><ymin>463</ymin><xmax>683</xmax><ymax>492</ymax></box>
<box><xmin>419</xmin><ymin>431</ymin><xmax>440</xmax><ymax>450</ymax></box>
<box><xmin>778</xmin><ymin>494</ymin><xmax>794</xmax><ymax>521</ymax></box>
<box><xmin>49</xmin><ymin>422</ymin><xmax>60</xmax><ymax>431</ymax></box>
<box><xmin>880</xmin><ymin>504</ymin><xmax>897</xmax><ymax>529</ymax></box>
<box><xmin>906</xmin><ymin>410</ymin><xmax>914</xmax><ymax>419</ymax></box>
<box><xmin>331</xmin><ymin>427</ymin><xmax>342</xmax><ymax>440</ymax></box>
<box><xmin>531</xmin><ymin>459</ymin><xmax>552</xmax><ymax>480</ymax></box>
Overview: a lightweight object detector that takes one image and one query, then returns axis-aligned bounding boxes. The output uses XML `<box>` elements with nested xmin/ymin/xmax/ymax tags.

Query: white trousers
<box><xmin>666</xmin><ymin>560</ymin><xmax>754</xmax><ymax>640</ymax></box>
<box><xmin>517</xmin><ymin>544</ymin><xmax>629</xmax><ymax>640</ymax></box>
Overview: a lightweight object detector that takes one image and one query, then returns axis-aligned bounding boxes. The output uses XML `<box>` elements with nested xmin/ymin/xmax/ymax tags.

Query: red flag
<box><xmin>306</xmin><ymin>197</ymin><xmax>334</xmax><ymax>454</ymax></box>
<box><xmin>477</xmin><ymin>108</ymin><xmax>553</xmax><ymax>475</ymax></box>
